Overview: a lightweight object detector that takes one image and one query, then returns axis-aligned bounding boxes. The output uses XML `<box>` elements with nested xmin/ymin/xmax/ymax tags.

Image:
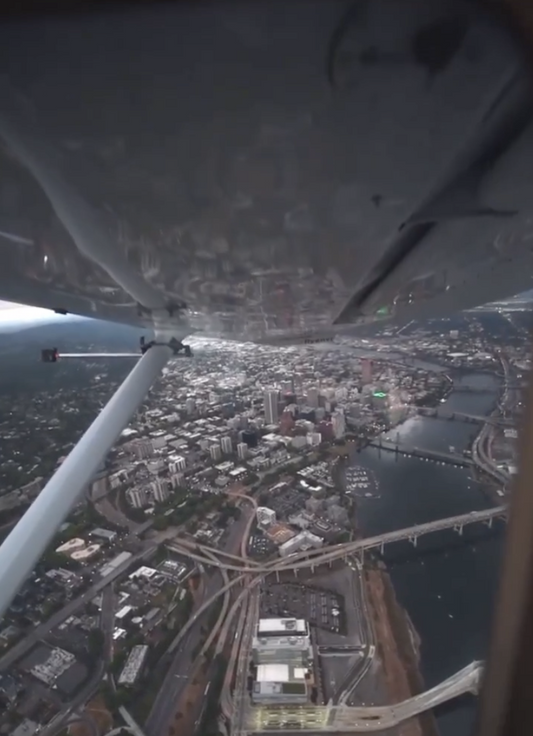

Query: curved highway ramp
<box><xmin>245</xmin><ymin>661</ymin><xmax>482</xmax><ymax>733</ymax></box>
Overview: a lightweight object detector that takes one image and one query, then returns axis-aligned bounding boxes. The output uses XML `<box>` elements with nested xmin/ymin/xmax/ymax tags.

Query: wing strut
<box><xmin>0</xmin><ymin>343</ymin><xmax>172</xmax><ymax>618</ymax></box>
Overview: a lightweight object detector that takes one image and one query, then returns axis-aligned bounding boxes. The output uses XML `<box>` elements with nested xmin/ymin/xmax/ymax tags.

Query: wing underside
<box><xmin>0</xmin><ymin>0</ymin><xmax>532</xmax><ymax>340</ymax></box>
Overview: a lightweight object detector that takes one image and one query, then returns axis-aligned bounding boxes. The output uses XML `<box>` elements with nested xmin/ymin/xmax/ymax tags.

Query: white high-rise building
<box><xmin>169</xmin><ymin>456</ymin><xmax>186</xmax><ymax>473</ymax></box>
<box><xmin>221</xmin><ymin>436</ymin><xmax>233</xmax><ymax>454</ymax></box>
<box><xmin>185</xmin><ymin>398</ymin><xmax>196</xmax><ymax>414</ymax></box>
<box><xmin>152</xmin><ymin>479</ymin><xmax>169</xmax><ymax>503</ymax></box>
<box><xmin>210</xmin><ymin>444</ymin><xmax>222</xmax><ymax>462</ymax></box>
<box><xmin>264</xmin><ymin>390</ymin><xmax>279</xmax><ymax>425</ymax></box>
<box><xmin>256</xmin><ymin>506</ymin><xmax>276</xmax><ymax>527</ymax></box>
<box><xmin>237</xmin><ymin>442</ymin><xmax>248</xmax><ymax>460</ymax></box>
<box><xmin>331</xmin><ymin>409</ymin><xmax>346</xmax><ymax>439</ymax></box>
<box><xmin>126</xmin><ymin>487</ymin><xmax>148</xmax><ymax>509</ymax></box>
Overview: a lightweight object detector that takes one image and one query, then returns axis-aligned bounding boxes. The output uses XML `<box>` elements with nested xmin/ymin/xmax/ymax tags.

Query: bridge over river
<box><xmin>168</xmin><ymin>506</ymin><xmax>507</xmax><ymax>573</ymax></box>
<box><xmin>416</xmin><ymin>408</ymin><xmax>514</xmax><ymax>427</ymax></box>
<box><xmin>368</xmin><ymin>439</ymin><xmax>473</xmax><ymax>467</ymax></box>
<box><xmin>246</xmin><ymin>661</ymin><xmax>483</xmax><ymax>732</ymax></box>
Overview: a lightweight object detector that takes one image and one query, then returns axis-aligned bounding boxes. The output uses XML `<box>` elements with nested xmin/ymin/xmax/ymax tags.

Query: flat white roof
<box><xmin>257</xmin><ymin>664</ymin><xmax>289</xmax><ymax>682</ymax></box>
<box><xmin>257</xmin><ymin>618</ymin><xmax>307</xmax><ymax>634</ymax></box>
<box><xmin>116</xmin><ymin>605</ymin><xmax>133</xmax><ymax>619</ymax></box>
<box><xmin>256</xmin><ymin>663</ymin><xmax>307</xmax><ymax>683</ymax></box>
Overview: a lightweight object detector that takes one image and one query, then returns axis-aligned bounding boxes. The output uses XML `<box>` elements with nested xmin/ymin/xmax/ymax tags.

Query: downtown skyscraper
<box><xmin>264</xmin><ymin>389</ymin><xmax>280</xmax><ymax>425</ymax></box>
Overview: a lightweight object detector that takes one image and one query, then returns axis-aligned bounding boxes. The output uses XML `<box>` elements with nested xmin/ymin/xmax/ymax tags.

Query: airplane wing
<box><xmin>0</xmin><ymin>0</ymin><xmax>532</xmax><ymax>341</ymax></box>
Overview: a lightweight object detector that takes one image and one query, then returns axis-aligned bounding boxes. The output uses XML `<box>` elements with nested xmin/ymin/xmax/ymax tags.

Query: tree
<box><xmin>88</xmin><ymin>628</ymin><xmax>105</xmax><ymax>657</ymax></box>
<box><xmin>153</xmin><ymin>515</ymin><xmax>169</xmax><ymax>531</ymax></box>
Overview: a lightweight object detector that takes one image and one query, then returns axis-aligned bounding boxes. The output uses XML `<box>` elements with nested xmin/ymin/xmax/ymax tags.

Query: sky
<box><xmin>0</xmin><ymin>300</ymin><xmax>71</xmax><ymax>326</ymax></box>
<box><xmin>1</xmin><ymin>289</ymin><xmax>532</xmax><ymax>329</ymax></box>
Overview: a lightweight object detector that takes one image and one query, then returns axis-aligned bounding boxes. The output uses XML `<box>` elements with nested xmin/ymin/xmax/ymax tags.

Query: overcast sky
<box><xmin>0</xmin><ymin>300</ymin><xmax>66</xmax><ymax>326</ymax></box>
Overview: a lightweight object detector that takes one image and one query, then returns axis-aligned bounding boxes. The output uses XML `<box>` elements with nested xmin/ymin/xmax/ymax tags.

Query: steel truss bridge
<box><xmin>368</xmin><ymin>440</ymin><xmax>474</xmax><ymax>467</ymax></box>
<box><xmin>246</xmin><ymin>661</ymin><xmax>483</xmax><ymax>732</ymax></box>
<box><xmin>168</xmin><ymin>505</ymin><xmax>507</xmax><ymax>573</ymax></box>
<box><xmin>417</xmin><ymin>408</ymin><xmax>514</xmax><ymax>427</ymax></box>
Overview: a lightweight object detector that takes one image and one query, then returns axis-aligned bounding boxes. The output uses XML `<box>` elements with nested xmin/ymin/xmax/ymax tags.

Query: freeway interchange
<box><xmin>247</xmin><ymin>661</ymin><xmax>483</xmax><ymax>732</ymax></box>
<box><xmin>1</xmin><ymin>499</ymin><xmax>504</xmax><ymax>735</ymax></box>
<box><xmin>168</xmin><ymin>505</ymin><xmax>507</xmax><ymax>575</ymax></box>
<box><xmin>163</xmin><ymin>505</ymin><xmax>503</xmax><ymax>734</ymax></box>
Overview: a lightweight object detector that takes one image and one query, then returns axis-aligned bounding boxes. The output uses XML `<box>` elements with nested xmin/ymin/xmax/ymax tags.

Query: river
<box><xmin>349</xmin><ymin>363</ymin><xmax>504</xmax><ymax>736</ymax></box>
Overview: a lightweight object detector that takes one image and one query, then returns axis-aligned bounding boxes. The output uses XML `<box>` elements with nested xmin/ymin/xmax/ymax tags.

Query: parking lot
<box><xmin>260</xmin><ymin>582</ymin><xmax>346</xmax><ymax>634</ymax></box>
<box><xmin>247</xmin><ymin>533</ymin><xmax>277</xmax><ymax>560</ymax></box>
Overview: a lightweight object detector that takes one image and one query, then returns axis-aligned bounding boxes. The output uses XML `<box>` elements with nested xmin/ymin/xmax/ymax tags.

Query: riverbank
<box><xmin>364</xmin><ymin>561</ymin><xmax>439</xmax><ymax>736</ymax></box>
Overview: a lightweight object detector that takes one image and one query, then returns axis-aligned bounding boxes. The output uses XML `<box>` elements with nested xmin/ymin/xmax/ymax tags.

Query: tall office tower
<box><xmin>361</xmin><ymin>358</ymin><xmax>373</xmax><ymax>385</ymax></box>
<box><xmin>221</xmin><ymin>436</ymin><xmax>233</xmax><ymax>454</ymax></box>
<box><xmin>241</xmin><ymin>430</ymin><xmax>258</xmax><ymax>448</ymax></box>
<box><xmin>264</xmin><ymin>390</ymin><xmax>280</xmax><ymax>425</ymax></box>
<box><xmin>169</xmin><ymin>456</ymin><xmax>186</xmax><ymax>473</ymax></box>
<box><xmin>237</xmin><ymin>442</ymin><xmax>248</xmax><ymax>460</ymax></box>
<box><xmin>152</xmin><ymin>479</ymin><xmax>169</xmax><ymax>503</ymax></box>
<box><xmin>185</xmin><ymin>398</ymin><xmax>196</xmax><ymax>414</ymax></box>
<box><xmin>307</xmin><ymin>387</ymin><xmax>319</xmax><ymax>408</ymax></box>
<box><xmin>126</xmin><ymin>487</ymin><xmax>147</xmax><ymax>508</ymax></box>
<box><xmin>331</xmin><ymin>409</ymin><xmax>346</xmax><ymax>439</ymax></box>
<box><xmin>210</xmin><ymin>444</ymin><xmax>222</xmax><ymax>462</ymax></box>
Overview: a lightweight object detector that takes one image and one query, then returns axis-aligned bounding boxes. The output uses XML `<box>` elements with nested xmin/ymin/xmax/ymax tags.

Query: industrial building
<box><xmin>252</xmin><ymin>618</ymin><xmax>311</xmax><ymax>666</ymax></box>
<box><xmin>30</xmin><ymin>647</ymin><xmax>75</xmax><ymax>686</ymax></box>
<box><xmin>89</xmin><ymin>527</ymin><xmax>117</xmax><ymax>543</ymax></box>
<box><xmin>252</xmin><ymin>663</ymin><xmax>308</xmax><ymax>704</ymax></box>
<box><xmin>118</xmin><ymin>645</ymin><xmax>149</xmax><ymax>686</ymax></box>
<box><xmin>99</xmin><ymin>551</ymin><xmax>132</xmax><ymax>577</ymax></box>
<box><xmin>278</xmin><ymin>530</ymin><xmax>323</xmax><ymax>557</ymax></box>
<box><xmin>251</xmin><ymin>619</ymin><xmax>312</xmax><ymax>705</ymax></box>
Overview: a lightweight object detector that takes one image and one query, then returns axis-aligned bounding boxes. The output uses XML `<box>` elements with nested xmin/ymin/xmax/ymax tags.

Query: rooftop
<box><xmin>257</xmin><ymin>618</ymin><xmax>308</xmax><ymax>635</ymax></box>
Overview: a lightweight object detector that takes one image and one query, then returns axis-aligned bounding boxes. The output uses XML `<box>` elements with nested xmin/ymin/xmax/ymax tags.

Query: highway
<box><xmin>150</xmin><ymin>506</ymin><xmax>504</xmax><ymax>734</ymax></box>
<box><xmin>144</xmin><ymin>496</ymin><xmax>257</xmax><ymax>736</ymax></box>
<box><xmin>246</xmin><ymin>661</ymin><xmax>482</xmax><ymax>733</ymax></box>
<box><xmin>333</xmin><ymin>559</ymin><xmax>375</xmax><ymax>705</ymax></box>
<box><xmin>143</xmin><ymin>569</ymin><xmax>220</xmax><ymax>736</ymax></box>
<box><xmin>167</xmin><ymin>505</ymin><xmax>507</xmax><ymax>574</ymax></box>
<box><xmin>0</xmin><ymin>545</ymin><xmax>154</xmax><ymax>672</ymax></box>
<box><xmin>470</xmin><ymin>354</ymin><xmax>513</xmax><ymax>486</ymax></box>
<box><xmin>232</xmin><ymin>589</ymin><xmax>260</xmax><ymax>736</ymax></box>
<box><xmin>41</xmin><ymin>582</ymin><xmax>116</xmax><ymax>736</ymax></box>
